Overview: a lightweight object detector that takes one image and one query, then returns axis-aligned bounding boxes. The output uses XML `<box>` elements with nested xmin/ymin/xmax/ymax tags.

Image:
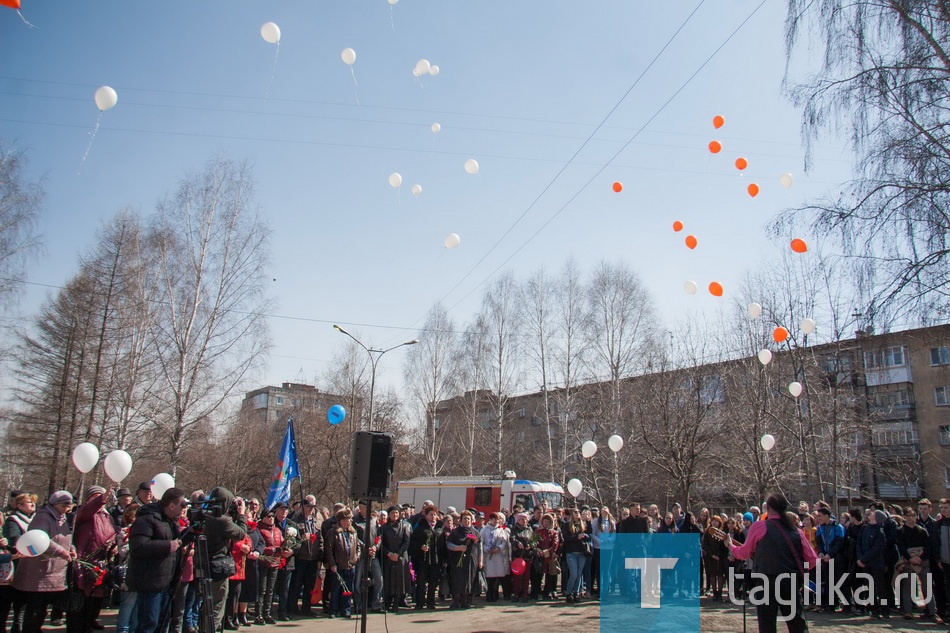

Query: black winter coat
<box><xmin>127</xmin><ymin>503</ymin><xmax>182</xmax><ymax>592</ymax></box>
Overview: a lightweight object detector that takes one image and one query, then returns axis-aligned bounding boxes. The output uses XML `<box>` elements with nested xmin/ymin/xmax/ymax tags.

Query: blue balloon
<box><xmin>328</xmin><ymin>404</ymin><xmax>346</xmax><ymax>425</ymax></box>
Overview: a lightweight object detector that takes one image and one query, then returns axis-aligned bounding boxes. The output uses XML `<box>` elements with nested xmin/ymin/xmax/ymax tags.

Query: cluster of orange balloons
<box><xmin>709</xmin><ymin>115</ymin><xmax>759</xmax><ymax>197</ymax></box>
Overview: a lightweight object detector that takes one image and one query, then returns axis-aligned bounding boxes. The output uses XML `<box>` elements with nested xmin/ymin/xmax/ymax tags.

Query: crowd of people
<box><xmin>4</xmin><ymin>485</ymin><xmax>950</xmax><ymax>633</ymax></box>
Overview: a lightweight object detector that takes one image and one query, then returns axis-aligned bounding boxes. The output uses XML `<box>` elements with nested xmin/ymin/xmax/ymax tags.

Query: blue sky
<box><xmin>0</xmin><ymin>1</ymin><xmax>851</xmax><ymax>395</ymax></box>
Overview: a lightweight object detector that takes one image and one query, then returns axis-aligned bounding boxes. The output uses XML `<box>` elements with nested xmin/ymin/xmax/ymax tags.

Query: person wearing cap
<box><xmin>287</xmin><ymin>498</ymin><xmax>323</xmax><ymax>617</ymax></box>
<box><xmin>271</xmin><ymin>503</ymin><xmax>298</xmax><ymax>621</ymax></box>
<box><xmin>380</xmin><ymin>505</ymin><xmax>411</xmax><ymax>612</ymax></box>
<box><xmin>14</xmin><ymin>491</ymin><xmax>77</xmax><ymax>633</ymax></box>
<box><xmin>74</xmin><ymin>486</ymin><xmax>119</xmax><ymax>632</ymax></box>
<box><xmin>135</xmin><ymin>483</ymin><xmax>152</xmax><ymax>507</ymax></box>
<box><xmin>324</xmin><ymin>508</ymin><xmax>361</xmax><ymax>619</ymax></box>
<box><xmin>202</xmin><ymin>488</ymin><xmax>248</xmax><ymax>631</ymax></box>
<box><xmin>127</xmin><ymin>487</ymin><xmax>187</xmax><ymax>633</ymax></box>
<box><xmin>110</xmin><ymin>488</ymin><xmax>134</xmax><ymax>529</ymax></box>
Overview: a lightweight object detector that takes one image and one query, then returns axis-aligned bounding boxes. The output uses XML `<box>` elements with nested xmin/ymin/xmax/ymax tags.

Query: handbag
<box><xmin>209</xmin><ymin>554</ymin><xmax>236</xmax><ymax>581</ymax></box>
<box><xmin>53</xmin><ymin>563</ymin><xmax>85</xmax><ymax>613</ymax></box>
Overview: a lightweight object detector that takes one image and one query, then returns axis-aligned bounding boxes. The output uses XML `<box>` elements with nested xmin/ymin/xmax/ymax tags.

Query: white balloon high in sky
<box><xmin>464</xmin><ymin>159</ymin><xmax>479</xmax><ymax>175</ymax></box>
<box><xmin>431</xmin><ymin>123</ymin><xmax>441</xmax><ymax>134</ymax></box>
<box><xmin>260</xmin><ymin>22</ymin><xmax>281</xmax><ymax>44</ymax></box>
<box><xmin>388</xmin><ymin>172</ymin><xmax>402</xmax><ymax>188</ymax></box>
<box><xmin>443</xmin><ymin>233</ymin><xmax>460</xmax><ymax>249</ymax></box>
<box><xmin>341</xmin><ymin>48</ymin><xmax>357</xmax><ymax>65</ymax></box>
<box><xmin>94</xmin><ymin>86</ymin><xmax>118</xmax><ymax>112</ymax></box>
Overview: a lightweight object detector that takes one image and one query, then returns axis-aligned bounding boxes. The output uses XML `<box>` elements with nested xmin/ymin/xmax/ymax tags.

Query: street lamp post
<box><xmin>332</xmin><ymin>325</ymin><xmax>417</xmax><ymax>632</ymax></box>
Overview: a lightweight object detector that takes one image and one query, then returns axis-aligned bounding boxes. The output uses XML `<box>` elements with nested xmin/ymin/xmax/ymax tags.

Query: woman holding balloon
<box><xmin>14</xmin><ymin>491</ymin><xmax>78</xmax><ymax>633</ymax></box>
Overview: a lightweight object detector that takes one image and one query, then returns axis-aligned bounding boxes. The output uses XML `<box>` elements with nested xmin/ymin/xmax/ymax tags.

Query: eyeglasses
<box><xmin>179</xmin><ymin>502</ymin><xmax>190</xmax><ymax>508</ymax></box>
<box><xmin>248</xmin><ymin>502</ymin><xmax>259</xmax><ymax>507</ymax></box>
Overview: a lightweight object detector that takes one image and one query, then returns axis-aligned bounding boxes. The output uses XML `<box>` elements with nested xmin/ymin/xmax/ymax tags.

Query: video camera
<box><xmin>187</xmin><ymin>497</ymin><xmax>225</xmax><ymax>530</ymax></box>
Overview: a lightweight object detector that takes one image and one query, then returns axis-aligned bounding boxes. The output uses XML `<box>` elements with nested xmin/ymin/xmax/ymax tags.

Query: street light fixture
<box><xmin>333</xmin><ymin>325</ymin><xmax>417</xmax><ymax>632</ymax></box>
<box><xmin>333</xmin><ymin>324</ymin><xmax>418</xmax><ymax>430</ymax></box>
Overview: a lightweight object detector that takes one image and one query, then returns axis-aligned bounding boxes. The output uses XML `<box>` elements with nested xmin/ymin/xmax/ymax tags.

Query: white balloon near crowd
<box><xmin>760</xmin><ymin>434</ymin><xmax>776</xmax><ymax>451</ymax></box>
<box><xmin>683</xmin><ymin>280</ymin><xmax>698</xmax><ymax>295</ymax></box>
<box><xmin>150</xmin><ymin>473</ymin><xmax>175</xmax><ymax>499</ymax></box>
<box><xmin>566</xmin><ymin>479</ymin><xmax>583</xmax><ymax>497</ymax></box>
<box><xmin>788</xmin><ymin>381</ymin><xmax>803</xmax><ymax>398</ymax></box>
<box><xmin>16</xmin><ymin>530</ymin><xmax>50</xmax><ymax>557</ymax></box>
<box><xmin>801</xmin><ymin>318</ymin><xmax>816</xmax><ymax>335</ymax></box>
<box><xmin>104</xmin><ymin>449</ymin><xmax>133</xmax><ymax>482</ymax></box>
<box><xmin>747</xmin><ymin>302</ymin><xmax>763</xmax><ymax>319</ymax></box>
<box><xmin>757</xmin><ymin>349</ymin><xmax>772</xmax><ymax>366</ymax></box>
<box><xmin>72</xmin><ymin>442</ymin><xmax>100</xmax><ymax>474</ymax></box>
<box><xmin>581</xmin><ymin>440</ymin><xmax>597</xmax><ymax>458</ymax></box>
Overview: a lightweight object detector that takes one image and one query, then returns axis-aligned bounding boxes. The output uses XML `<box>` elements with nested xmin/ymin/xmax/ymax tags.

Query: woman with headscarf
<box><xmin>508</xmin><ymin>513</ymin><xmax>533</xmax><ymax>602</ymax></box>
<box><xmin>444</xmin><ymin>511</ymin><xmax>480</xmax><ymax>610</ymax></box>
<box><xmin>407</xmin><ymin>505</ymin><xmax>442</xmax><ymax>610</ymax></box>
<box><xmin>380</xmin><ymin>505</ymin><xmax>410</xmax><ymax>613</ymax></box>
<box><xmin>535</xmin><ymin>513</ymin><xmax>561</xmax><ymax>601</ymax></box>
<box><xmin>480</xmin><ymin>513</ymin><xmax>510</xmax><ymax>603</ymax></box>
<box><xmin>73</xmin><ymin>486</ymin><xmax>118</xmax><ymax>633</ymax></box>
<box><xmin>14</xmin><ymin>491</ymin><xmax>77</xmax><ymax>633</ymax></box>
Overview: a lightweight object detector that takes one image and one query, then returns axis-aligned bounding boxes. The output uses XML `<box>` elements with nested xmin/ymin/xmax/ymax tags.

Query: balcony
<box><xmin>865</xmin><ymin>365</ymin><xmax>913</xmax><ymax>387</ymax></box>
<box><xmin>872</xmin><ymin>443</ymin><xmax>920</xmax><ymax>459</ymax></box>
<box><xmin>868</xmin><ymin>404</ymin><xmax>916</xmax><ymax>421</ymax></box>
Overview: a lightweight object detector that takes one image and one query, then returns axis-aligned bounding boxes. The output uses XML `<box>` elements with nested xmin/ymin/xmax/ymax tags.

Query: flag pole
<box><xmin>290</xmin><ymin>417</ymin><xmax>305</xmax><ymax>505</ymax></box>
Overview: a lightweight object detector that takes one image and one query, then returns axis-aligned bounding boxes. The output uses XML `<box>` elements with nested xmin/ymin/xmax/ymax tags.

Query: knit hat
<box><xmin>48</xmin><ymin>490</ymin><xmax>73</xmax><ymax>506</ymax></box>
<box><xmin>873</xmin><ymin>510</ymin><xmax>888</xmax><ymax>525</ymax></box>
<box><xmin>85</xmin><ymin>485</ymin><xmax>106</xmax><ymax>499</ymax></box>
<box><xmin>743</xmin><ymin>512</ymin><xmax>754</xmax><ymax>522</ymax></box>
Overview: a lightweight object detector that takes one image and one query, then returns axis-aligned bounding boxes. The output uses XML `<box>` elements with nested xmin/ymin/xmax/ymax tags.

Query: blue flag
<box><xmin>265</xmin><ymin>419</ymin><xmax>300</xmax><ymax>510</ymax></box>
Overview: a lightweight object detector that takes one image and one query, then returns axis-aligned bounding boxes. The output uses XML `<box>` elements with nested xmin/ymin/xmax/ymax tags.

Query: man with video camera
<box><xmin>198</xmin><ymin>487</ymin><xmax>247</xmax><ymax>633</ymax></box>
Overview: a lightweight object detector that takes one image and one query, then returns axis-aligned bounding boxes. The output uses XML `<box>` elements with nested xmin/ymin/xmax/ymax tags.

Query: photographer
<box><xmin>200</xmin><ymin>488</ymin><xmax>247</xmax><ymax>633</ymax></box>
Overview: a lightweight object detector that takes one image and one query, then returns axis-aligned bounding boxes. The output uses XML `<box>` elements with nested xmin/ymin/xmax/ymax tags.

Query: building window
<box><xmin>517</xmin><ymin>408</ymin><xmax>525</xmax><ymax>418</ymax></box>
<box><xmin>865</xmin><ymin>346</ymin><xmax>906</xmax><ymax>369</ymax></box>
<box><xmin>275</xmin><ymin>396</ymin><xmax>283</xmax><ymax>406</ymax></box>
<box><xmin>932</xmin><ymin>346</ymin><xmax>950</xmax><ymax>366</ymax></box>
<box><xmin>700</xmin><ymin>375</ymin><xmax>725</xmax><ymax>405</ymax></box>
<box><xmin>937</xmin><ymin>387</ymin><xmax>950</xmax><ymax>407</ymax></box>
<box><xmin>433</xmin><ymin>418</ymin><xmax>441</xmax><ymax>430</ymax></box>
<box><xmin>822</xmin><ymin>353</ymin><xmax>853</xmax><ymax>374</ymax></box>
<box><xmin>940</xmin><ymin>425</ymin><xmax>950</xmax><ymax>446</ymax></box>
<box><xmin>871</xmin><ymin>389</ymin><xmax>911</xmax><ymax>408</ymax></box>
<box><xmin>945</xmin><ymin>467</ymin><xmax>950</xmax><ymax>489</ymax></box>
<box><xmin>530</xmin><ymin>416</ymin><xmax>543</xmax><ymax>427</ymax></box>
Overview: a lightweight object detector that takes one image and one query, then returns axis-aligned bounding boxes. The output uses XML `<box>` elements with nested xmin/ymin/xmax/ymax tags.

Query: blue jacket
<box><xmin>856</xmin><ymin>523</ymin><xmax>886</xmax><ymax>571</ymax></box>
<box><xmin>816</xmin><ymin>520</ymin><xmax>845</xmax><ymax>558</ymax></box>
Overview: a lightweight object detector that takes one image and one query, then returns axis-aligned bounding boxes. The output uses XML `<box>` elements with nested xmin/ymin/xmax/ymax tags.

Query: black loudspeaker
<box><xmin>349</xmin><ymin>431</ymin><xmax>394</xmax><ymax>501</ymax></box>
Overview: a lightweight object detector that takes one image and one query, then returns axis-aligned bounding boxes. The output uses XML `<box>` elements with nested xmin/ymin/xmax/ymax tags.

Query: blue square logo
<box><xmin>601</xmin><ymin>534</ymin><xmax>701</xmax><ymax>632</ymax></box>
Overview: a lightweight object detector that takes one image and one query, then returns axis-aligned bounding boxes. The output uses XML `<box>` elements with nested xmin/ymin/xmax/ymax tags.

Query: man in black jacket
<box><xmin>128</xmin><ymin>488</ymin><xmax>187</xmax><ymax>633</ymax></box>
<box><xmin>287</xmin><ymin>499</ymin><xmax>323</xmax><ymax>617</ymax></box>
<box><xmin>201</xmin><ymin>488</ymin><xmax>247</xmax><ymax>632</ymax></box>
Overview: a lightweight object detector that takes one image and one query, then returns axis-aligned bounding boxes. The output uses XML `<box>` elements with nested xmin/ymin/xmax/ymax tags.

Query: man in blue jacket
<box><xmin>815</xmin><ymin>507</ymin><xmax>846</xmax><ymax>612</ymax></box>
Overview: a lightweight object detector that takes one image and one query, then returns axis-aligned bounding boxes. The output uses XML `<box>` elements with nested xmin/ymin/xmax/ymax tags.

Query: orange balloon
<box><xmin>713</xmin><ymin>115</ymin><xmax>725</xmax><ymax>129</ymax></box>
<box><xmin>747</xmin><ymin>183</ymin><xmax>759</xmax><ymax>197</ymax></box>
<box><xmin>773</xmin><ymin>327</ymin><xmax>789</xmax><ymax>343</ymax></box>
<box><xmin>672</xmin><ymin>220</ymin><xmax>684</xmax><ymax>232</ymax></box>
<box><xmin>612</xmin><ymin>182</ymin><xmax>623</xmax><ymax>193</ymax></box>
<box><xmin>0</xmin><ymin>0</ymin><xmax>20</xmax><ymax>8</ymax></box>
<box><xmin>708</xmin><ymin>281</ymin><xmax>723</xmax><ymax>297</ymax></box>
<box><xmin>685</xmin><ymin>235</ymin><xmax>698</xmax><ymax>250</ymax></box>
<box><xmin>708</xmin><ymin>140</ymin><xmax>722</xmax><ymax>154</ymax></box>
<box><xmin>735</xmin><ymin>157</ymin><xmax>748</xmax><ymax>170</ymax></box>
<box><xmin>790</xmin><ymin>238</ymin><xmax>808</xmax><ymax>253</ymax></box>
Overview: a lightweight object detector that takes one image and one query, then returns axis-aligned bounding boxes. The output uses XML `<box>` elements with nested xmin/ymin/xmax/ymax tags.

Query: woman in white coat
<box><xmin>480</xmin><ymin>513</ymin><xmax>510</xmax><ymax>602</ymax></box>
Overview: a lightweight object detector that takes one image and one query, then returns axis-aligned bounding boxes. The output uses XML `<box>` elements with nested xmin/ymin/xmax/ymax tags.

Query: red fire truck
<box><xmin>394</xmin><ymin>471</ymin><xmax>563</xmax><ymax>516</ymax></box>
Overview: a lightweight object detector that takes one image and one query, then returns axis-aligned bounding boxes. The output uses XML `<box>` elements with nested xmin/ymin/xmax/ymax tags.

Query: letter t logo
<box><xmin>625</xmin><ymin>558</ymin><xmax>679</xmax><ymax>608</ymax></box>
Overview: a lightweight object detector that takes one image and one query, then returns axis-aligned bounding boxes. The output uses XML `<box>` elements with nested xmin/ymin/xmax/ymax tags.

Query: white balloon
<box><xmin>788</xmin><ymin>381</ymin><xmax>803</xmax><ymax>398</ymax></box>
<box><xmin>760</xmin><ymin>434</ymin><xmax>776</xmax><ymax>451</ymax></box>
<box><xmin>260</xmin><ymin>22</ymin><xmax>281</xmax><ymax>44</ymax></box>
<box><xmin>581</xmin><ymin>440</ymin><xmax>597</xmax><ymax>459</ymax></box>
<box><xmin>779</xmin><ymin>173</ymin><xmax>794</xmax><ymax>189</ymax></box>
<box><xmin>428</xmin><ymin>65</ymin><xmax>440</xmax><ymax>76</ymax></box>
<box><xmin>16</xmin><ymin>530</ymin><xmax>50</xmax><ymax>557</ymax></box>
<box><xmin>464</xmin><ymin>159</ymin><xmax>479</xmax><ymax>175</ymax></box>
<box><xmin>104</xmin><ymin>450</ymin><xmax>133</xmax><ymax>483</ymax></box>
<box><xmin>94</xmin><ymin>86</ymin><xmax>118</xmax><ymax>112</ymax></box>
<box><xmin>72</xmin><ymin>443</ymin><xmax>100</xmax><ymax>474</ymax></box>
<box><xmin>388</xmin><ymin>172</ymin><xmax>402</xmax><ymax>188</ymax></box>
<box><xmin>566</xmin><ymin>478</ymin><xmax>583</xmax><ymax>497</ymax></box>
<box><xmin>801</xmin><ymin>318</ymin><xmax>816</xmax><ymax>335</ymax></box>
<box><xmin>150</xmin><ymin>473</ymin><xmax>175</xmax><ymax>500</ymax></box>
<box><xmin>431</xmin><ymin>123</ymin><xmax>441</xmax><ymax>134</ymax></box>
<box><xmin>443</xmin><ymin>233</ymin><xmax>461</xmax><ymax>249</ymax></box>
<box><xmin>341</xmin><ymin>48</ymin><xmax>356</xmax><ymax>66</ymax></box>
<box><xmin>683</xmin><ymin>280</ymin><xmax>698</xmax><ymax>295</ymax></box>
<box><xmin>608</xmin><ymin>434</ymin><xmax>624</xmax><ymax>453</ymax></box>
<box><xmin>410</xmin><ymin>184</ymin><xmax>422</xmax><ymax>196</ymax></box>
<box><xmin>747</xmin><ymin>302</ymin><xmax>763</xmax><ymax>319</ymax></box>
<box><xmin>412</xmin><ymin>68</ymin><xmax>423</xmax><ymax>78</ymax></box>
<box><xmin>415</xmin><ymin>59</ymin><xmax>431</xmax><ymax>75</ymax></box>
<box><xmin>388</xmin><ymin>0</ymin><xmax>398</xmax><ymax>5</ymax></box>
<box><xmin>757</xmin><ymin>349</ymin><xmax>772</xmax><ymax>365</ymax></box>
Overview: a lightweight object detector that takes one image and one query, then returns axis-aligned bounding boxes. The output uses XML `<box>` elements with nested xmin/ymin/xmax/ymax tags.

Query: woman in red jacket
<box><xmin>255</xmin><ymin>510</ymin><xmax>283</xmax><ymax>625</ymax></box>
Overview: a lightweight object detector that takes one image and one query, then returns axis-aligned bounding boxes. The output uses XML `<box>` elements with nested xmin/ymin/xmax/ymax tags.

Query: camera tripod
<box><xmin>157</xmin><ymin>529</ymin><xmax>217</xmax><ymax>633</ymax></box>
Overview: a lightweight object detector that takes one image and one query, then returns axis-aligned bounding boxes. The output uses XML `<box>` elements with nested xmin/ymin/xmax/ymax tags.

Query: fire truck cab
<box><xmin>395</xmin><ymin>471</ymin><xmax>563</xmax><ymax>517</ymax></box>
